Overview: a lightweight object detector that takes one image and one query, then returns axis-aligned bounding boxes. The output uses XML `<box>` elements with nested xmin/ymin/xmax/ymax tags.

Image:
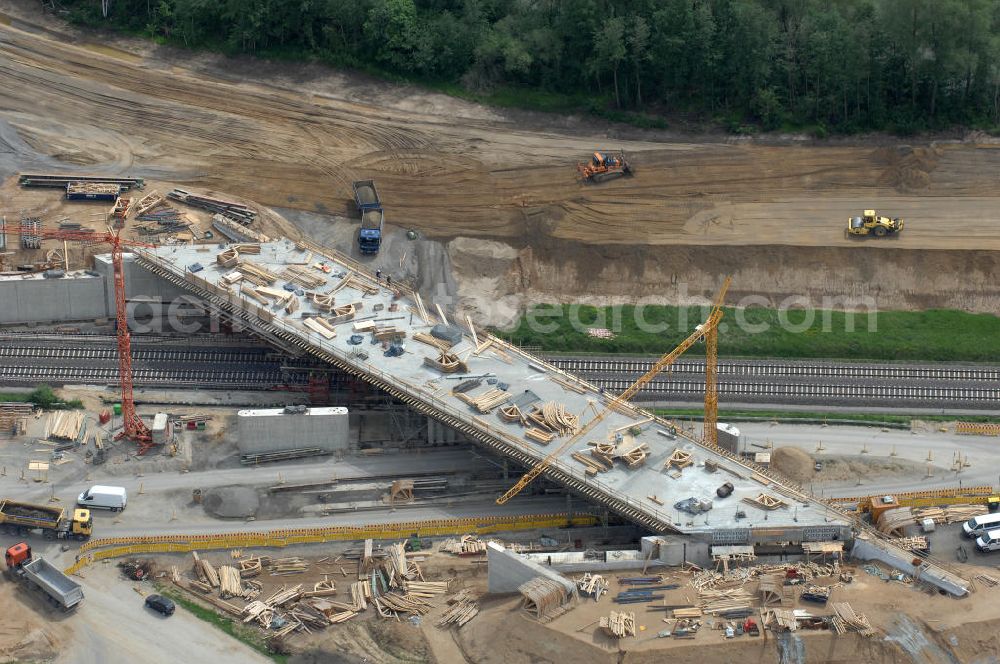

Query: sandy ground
<box><xmin>4</xmin><ymin>1</ymin><xmax>1000</xmax><ymax>324</ymax></box>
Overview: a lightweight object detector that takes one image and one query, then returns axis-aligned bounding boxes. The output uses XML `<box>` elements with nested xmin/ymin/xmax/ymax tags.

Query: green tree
<box><xmin>591</xmin><ymin>16</ymin><xmax>626</xmax><ymax>108</ymax></box>
<box><xmin>626</xmin><ymin>14</ymin><xmax>650</xmax><ymax>106</ymax></box>
<box><xmin>364</xmin><ymin>0</ymin><xmax>418</xmax><ymax>70</ymax></box>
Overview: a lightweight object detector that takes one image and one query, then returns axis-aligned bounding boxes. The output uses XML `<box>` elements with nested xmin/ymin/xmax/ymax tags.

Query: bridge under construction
<box><xmin>127</xmin><ymin>237</ymin><xmax>970</xmax><ymax>599</ymax></box>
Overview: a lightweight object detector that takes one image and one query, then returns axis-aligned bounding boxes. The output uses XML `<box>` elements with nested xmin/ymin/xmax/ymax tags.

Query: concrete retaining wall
<box><xmin>237</xmin><ymin>406</ymin><xmax>350</xmax><ymax>455</ymax></box>
<box><xmin>851</xmin><ymin>537</ymin><xmax>968</xmax><ymax>597</ymax></box>
<box><xmin>487</xmin><ymin>542</ymin><xmax>578</xmax><ymax>596</ymax></box>
<box><xmin>0</xmin><ymin>272</ymin><xmax>108</xmax><ymax>324</ymax></box>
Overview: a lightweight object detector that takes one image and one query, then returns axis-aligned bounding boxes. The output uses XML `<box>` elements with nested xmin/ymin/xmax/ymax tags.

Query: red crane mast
<box><xmin>2</xmin><ymin>224</ymin><xmax>156</xmax><ymax>452</ymax></box>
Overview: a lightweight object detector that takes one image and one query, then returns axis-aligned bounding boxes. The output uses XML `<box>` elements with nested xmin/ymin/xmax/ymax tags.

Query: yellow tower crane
<box><xmin>495</xmin><ymin>276</ymin><xmax>732</xmax><ymax>505</ymax></box>
<box><xmin>701</xmin><ymin>276</ymin><xmax>731</xmax><ymax>446</ymax></box>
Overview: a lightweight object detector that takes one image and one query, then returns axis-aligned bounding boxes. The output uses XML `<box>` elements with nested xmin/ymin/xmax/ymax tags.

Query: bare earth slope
<box><xmin>3</xmin><ymin>3</ymin><xmax>1000</xmax><ymax>320</ymax></box>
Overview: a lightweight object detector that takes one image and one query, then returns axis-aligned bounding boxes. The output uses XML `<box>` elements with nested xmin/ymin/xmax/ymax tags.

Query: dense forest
<box><xmin>65</xmin><ymin>0</ymin><xmax>1000</xmax><ymax>133</ymax></box>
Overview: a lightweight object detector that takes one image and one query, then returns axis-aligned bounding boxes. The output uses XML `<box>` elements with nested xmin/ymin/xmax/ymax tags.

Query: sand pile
<box><xmin>769</xmin><ymin>447</ymin><xmax>815</xmax><ymax>483</ymax></box>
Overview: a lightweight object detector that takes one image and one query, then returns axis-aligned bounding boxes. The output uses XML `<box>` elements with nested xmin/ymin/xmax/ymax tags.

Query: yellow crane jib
<box><xmin>495</xmin><ymin>276</ymin><xmax>733</xmax><ymax>505</ymax></box>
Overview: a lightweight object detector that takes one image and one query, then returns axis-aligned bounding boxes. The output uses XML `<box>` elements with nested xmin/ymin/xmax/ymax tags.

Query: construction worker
<box><xmin>386</xmin><ymin>275</ymin><xmax>392</xmax><ymax>288</ymax></box>
<box><xmin>375</xmin><ymin>269</ymin><xmax>382</xmax><ymax>283</ymax></box>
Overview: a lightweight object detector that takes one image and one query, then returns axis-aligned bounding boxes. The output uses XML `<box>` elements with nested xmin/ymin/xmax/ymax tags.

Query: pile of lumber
<box><xmin>525</xmin><ymin>402</ymin><xmax>579</xmax><ymax>436</ymax></box>
<box><xmin>238</xmin><ymin>261</ymin><xmax>279</xmax><ymax>286</ymax></box>
<box><xmin>976</xmin><ymin>573</ymin><xmax>999</xmax><ymax>587</ymax></box>
<box><xmin>831</xmin><ymin>602</ymin><xmax>877</xmax><ymax>637</ymax></box>
<box><xmin>525</xmin><ymin>428</ymin><xmax>555</xmax><ymax>444</ymax></box>
<box><xmin>455</xmin><ymin>389</ymin><xmax>511</xmax><ymax>413</ymax></box>
<box><xmin>47</xmin><ymin>412</ymin><xmax>85</xmax><ymax>441</ymax></box>
<box><xmin>212</xmin><ymin>213</ymin><xmax>270</xmax><ymax>242</ymax></box>
<box><xmin>764</xmin><ymin>608</ymin><xmax>798</xmax><ymax>631</ymax></box>
<box><xmin>893</xmin><ymin>536</ymin><xmax>929</xmax><ymax>551</ymax></box>
<box><xmin>218</xmin><ymin>565</ymin><xmax>243</xmax><ymax>598</ymax></box>
<box><xmin>192</xmin><ymin>552</ymin><xmax>220</xmax><ymax>587</ymax></box>
<box><xmin>573</xmin><ymin>450</ymin><xmax>611</xmax><ymax>475</ymax></box>
<box><xmin>440</xmin><ymin>535</ymin><xmax>490</xmax><ymax>556</ymax></box>
<box><xmin>404</xmin><ymin>581</ymin><xmax>449</xmax><ymax>597</ymax></box>
<box><xmin>742</xmin><ymin>493</ymin><xmax>788</xmax><ymax>510</ymax></box>
<box><xmin>375</xmin><ymin>593</ymin><xmax>433</xmax><ymax>616</ymax></box>
<box><xmin>303</xmin><ymin>316</ymin><xmax>337</xmax><ymax>340</ymax></box>
<box><xmin>576</xmin><ymin>573</ymin><xmax>608</xmax><ymax>600</ymax></box>
<box><xmin>437</xmin><ymin>593</ymin><xmax>479</xmax><ymax>629</ymax></box>
<box><xmin>265</xmin><ymin>584</ymin><xmax>304</xmax><ymax>607</ymax></box>
<box><xmin>268</xmin><ymin>557</ymin><xmax>309</xmax><ymax>575</ymax></box>
<box><xmin>913</xmin><ymin>504</ymin><xmax>988</xmax><ymax>524</ymax></box>
<box><xmin>698</xmin><ymin>588</ymin><xmax>754</xmax><ymax>616</ymax></box>
<box><xmin>281</xmin><ymin>265</ymin><xmax>325</xmax><ymax>289</ymax></box>
<box><xmin>599</xmin><ymin>611</ymin><xmax>636</xmax><ymax>638</ymax></box>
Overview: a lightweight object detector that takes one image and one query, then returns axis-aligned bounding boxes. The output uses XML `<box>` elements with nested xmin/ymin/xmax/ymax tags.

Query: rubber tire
<box><xmin>873</xmin><ymin>226</ymin><xmax>887</xmax><ymax>237</ymax></box>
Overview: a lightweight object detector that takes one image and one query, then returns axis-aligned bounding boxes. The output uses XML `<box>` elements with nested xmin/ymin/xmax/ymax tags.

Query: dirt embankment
<box><xmin>5</xmin><ymin>4</ymin><xmax>1000</xmax><ymax>324</ymax></box>
<box><xmin>448</xmin><ymin>236</ymin><xmax>1000</xmax><ymax>326</ymax></box>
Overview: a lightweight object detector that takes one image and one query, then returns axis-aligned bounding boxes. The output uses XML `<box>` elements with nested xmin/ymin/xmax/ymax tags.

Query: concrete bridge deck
<box><xmin>134</xmin><ymin>238</ymin><xmax>846</xmax><ymax>542</ymax></box>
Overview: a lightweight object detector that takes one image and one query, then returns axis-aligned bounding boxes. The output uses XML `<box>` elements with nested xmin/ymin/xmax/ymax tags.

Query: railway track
<box><xmin>549</xmin><ymin>357</ymin><xmax>1000</xmax><ymax>383</ymax></box>
<box><xmin>2</xmin><ymin>335</ymin><xmax>999</xmax><ymax>406</ymax></box>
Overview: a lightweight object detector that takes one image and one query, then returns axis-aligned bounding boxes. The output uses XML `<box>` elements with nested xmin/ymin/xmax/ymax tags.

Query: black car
<box><xmin>145</xmin><ymin>594</ymin><xmax>175</xmax><ymax>616</ymax></box>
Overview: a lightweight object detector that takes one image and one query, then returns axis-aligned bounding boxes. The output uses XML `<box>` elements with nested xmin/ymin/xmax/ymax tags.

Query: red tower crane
<box><xmin>2</xmin><ymin>224</ymin><xmax>157</xmax><ymax>452</ymax></box>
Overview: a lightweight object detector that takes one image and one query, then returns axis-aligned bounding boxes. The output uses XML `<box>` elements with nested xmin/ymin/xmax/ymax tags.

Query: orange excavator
<box><xmin>577</xmin><ymin>150</ymin><xmax>633</xmax><ymax>183</ymax></box>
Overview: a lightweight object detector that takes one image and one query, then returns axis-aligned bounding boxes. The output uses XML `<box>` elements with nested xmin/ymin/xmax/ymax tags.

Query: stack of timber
<box><xmin>168</xmin><ymin>189</ymin><xmax>257</xmax><ymax>225</ymax></box>
<box><xmin>218</xmin><ymin>565</ymin><xmax>242</xmax><ymax>599</ymax></box>
<box><xmin>525</xmin><ymin>402</ymin><xmax>579</xmax><ymax>436</ymax></box>
<box><xmin>577</xmin><ymin>573</ymin><xmax>609</xmax><ymax>600</ymax></box>
<box><xmin>0</xmin><ymin>403</ymin><xmax>32</xmax><ymax>437</ymax></box>
<box><xmin>211</xmin><ymin>213</ymin><xmax>270</xmax><ymax>242</ymax></box>
<box><xmin>237</xmin><ymin>261</ymin><xmax>279</xmax><ymax>286</ymax></box>
<box><xmin>913</xmin><ymin>504</ymin><xmax>988</xmax><ymax>525</ymax></box>
<box><xmin>437</xmin><ymin>593</ymin><xmax>479</xmax><ymax>628</ymax></box>
<box><xmin>424</xmin><ymin>350</ymin><xmax>468</xmax><ymax>374</ymax></box>
<box><xmin>525</xmin><ymin>428</ymin><xmax>555</xmax><ymax>444</ymax></box>
<box><xmin>268</xmin><ymin>557</ymin><xmax>309</xmax><ymax>576</ymax></box>
<box><xmin>456</xmin><ymin>389</ymin><xmax>510</xmax><ymax>413</ymax></box>
<box><xmin>192</xmin><ymin>551</ymin><xmax>220</xmax><ymax>588</ymax></box>
<box><xmin>413</xmin><ymin>332</ymin><xmax>452</xmax><ymax>352</ymax></box>
<box><xmin>599</xmin><ymin>611</ymin><xmax>636</xmax><ymax>639</ymax></box>
<box><xmin>303</xmin><ymin>316</ymin><xmax>337</xmax><ymax>339</ymax></box>
<box><xmin>46</xmin><ymin>412</ymin><xmax>86</xmax><ymax>442</ymax></box>
<box><xmin>440</xmin><ymin>536</ymin><xmax>490</xmax><ymax>556</ymax></box>
<box><xmin>830</xmin><ymin>602</ymin><xmax>877</xmax><ymax>637</ymax></box>
<box><xmin>519</xmin><ymin>577</ymin><xmax>571</xmax><ymax>622</ymax></box>
<box><xmin>572</xmin><ymin>450</ymin><xmax>611</xmax><ymax>475</ymax></box>
<box><xmin>282</xmin><ymin>265</ymin><xmax>324</xmax><ymax>289</ymax></box>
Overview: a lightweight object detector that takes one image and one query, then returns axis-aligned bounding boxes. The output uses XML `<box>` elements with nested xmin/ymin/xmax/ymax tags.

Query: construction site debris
<box><xmin>599</xmin><ymin>610</ymin><xmax>636</xmax><ymax>638</ymax></box>
<box><xmin>519</xmin><ymin>577</ymin><xmax>571</xmax><ymax>621</ymax></box>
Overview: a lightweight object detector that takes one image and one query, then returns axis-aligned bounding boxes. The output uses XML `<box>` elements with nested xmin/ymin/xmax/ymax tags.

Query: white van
<box><xmin>976</xmin><ymin>530</ymin><xmax>1000</xmax><ymax>553</ymax></box>
<box><xmin>77</xmin><ymin>485</ymin><xmax>127</xmax><ymax>512</ymax></box>
<box><xmin>963</xmin><ymin>512</ymin><xmax>1000</xmax><ymax>537</ymax></box>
